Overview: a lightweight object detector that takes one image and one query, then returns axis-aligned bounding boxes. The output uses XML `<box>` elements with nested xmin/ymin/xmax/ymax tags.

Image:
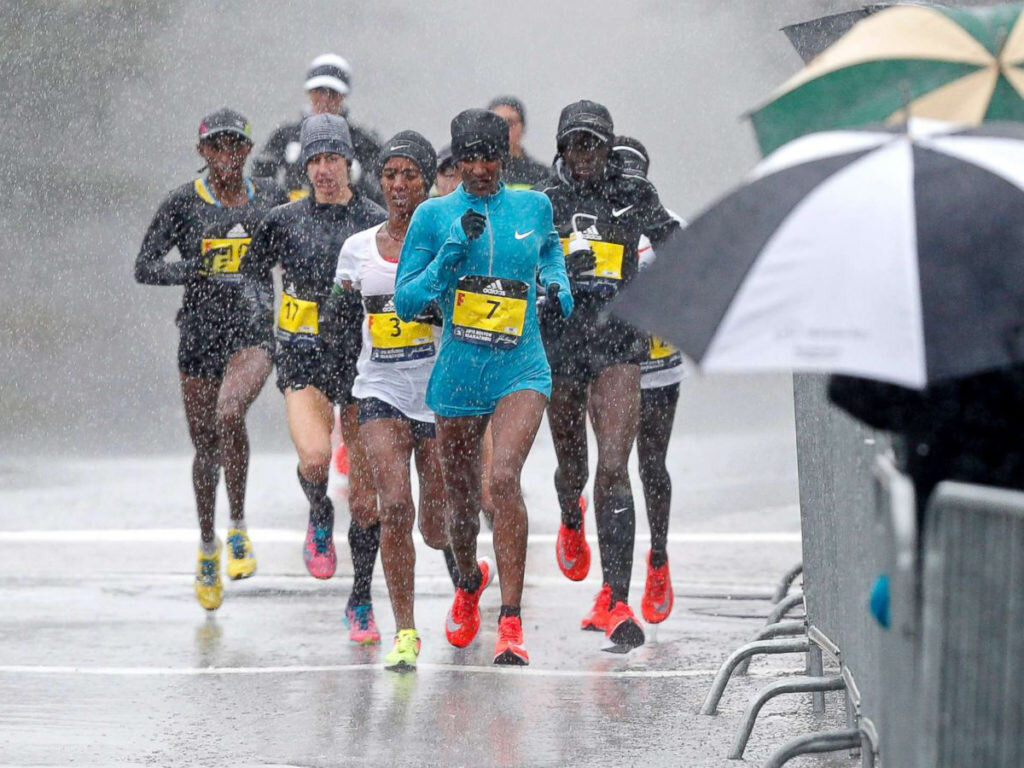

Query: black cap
<box><xmin>450</xmin><ymin>109</ymin><xmax>509</xmax><ymax>162</ymax></box>
<box><xmin>611</xmin><ymin>135</ymin><xmax>650</xmax><ymax>177</ymax></box>
<box><xmin>198</xmin><ymin>108</ymin><xmax>253</xmax><ymax>144</ymax></box>
<box><xmin>378</xmin><ymin>130</ymin><xmax>437</xmax><ymax>187</ymax></box>
<box><xmin>437</xmin><ymin>144</ymin><xmax>454</xmax><ymax>172</ymax></box>
<box><xmin>556</xmin><ymin>100</ymin><xmax>614</xmax><ymax>147</ymax></box>
<box><xmin>487</xmin><ymin>95</ymin><xmax>526</xmax><ymax>127</ymax></box>
<box><xmin>300</xmin><ymin>113</ymin><xmax>354</xmax><ymax>166</ymax></box>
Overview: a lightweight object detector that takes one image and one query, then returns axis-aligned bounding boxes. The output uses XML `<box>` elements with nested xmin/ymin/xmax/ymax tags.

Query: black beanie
<box><xmin>378</xmin><ymin>130</ymin><xmax>437</xmax><ymax>188</ymax></box>
<box><xmin>450</xmin><ymin>109</ymin><xmax>509</xmax><ymax>162</ymax></box>
<box><xmin>611</xmin><ymin>135</ymin><xmax>650</xmax><ymax>177</ymax></box>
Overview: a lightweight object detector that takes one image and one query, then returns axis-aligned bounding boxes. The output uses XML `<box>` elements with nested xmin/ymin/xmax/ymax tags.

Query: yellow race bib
<box><xmin>641</xmin><ymin>335</ymin><xmax>683</xmax><ymax>374</ymax></box>
<box><xmin>560</xmin><ymin>238</ymin><xmax>625</xmax><ymax>282</ymax></box>
<box><xmin>277</xmin><ymin>292</ymin><xmax>319</xmax><ymax>345</ymax></box>
<box><xmin>451</xmin><ymin>276</ymin><xmax>529</xmax><ymax>349</ymax></box>
<box><xmin>364</xmin><ymin>294</ymin><xmax>436</xmax><ymax>363</ymax></box>
<box><xmin>200</xmin><ymin>237</ymin><xmax>249</xmax><ymax>282</ymax></box>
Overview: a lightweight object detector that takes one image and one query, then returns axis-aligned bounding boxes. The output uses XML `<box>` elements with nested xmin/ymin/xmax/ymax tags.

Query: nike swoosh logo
<box><xmin>559</xmin><ymin>550</ymin><xmax>577</xmax><ymax>571</ymax></box>
<box><xmin>612</xmin><ymin>205</ymin><xmax>634</xmax><ymax>217</ymax></box>
<box><xmin>445</xmin><ymin>611</ymin><xmax>463</xmax><ymax>635</ymax></box>
<box><xmin>654</xmin><ymin>591</ymin><xmax>672</xmax><ymax>615</ymax></box>
<box><xmin>514</xmin><ymin>230</ymin><xmax>534</xmax><ymax>240</ymax></box>
<box><xmin>612</xmin><ymin>507</ymin><xmax>629</xmax><ymax>515</ymax></box>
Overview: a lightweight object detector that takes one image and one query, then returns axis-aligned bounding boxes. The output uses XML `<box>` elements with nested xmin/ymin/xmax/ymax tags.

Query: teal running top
<box><xmin>395</xmin><ymin>182</ymin><xmax>570</xmax><ymax>416</ymax></box>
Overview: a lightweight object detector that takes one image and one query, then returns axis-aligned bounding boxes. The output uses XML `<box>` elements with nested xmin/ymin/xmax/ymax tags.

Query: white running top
<box><xmin>336</xmin><ymin>223</ymin><xmax>440</xmax><ymax>423</ymax></box>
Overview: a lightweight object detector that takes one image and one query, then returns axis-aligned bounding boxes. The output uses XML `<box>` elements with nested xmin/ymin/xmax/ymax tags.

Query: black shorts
<box><xmin>641</xmin><ymin>382</ymin><xmax>680</xmax><ymax>411</ymax></box>
<box><xmin>275</xmin><ymin>344</ymin><xmax>357</xmax><ymax>405</ymax></box>
<box><xmin>540</xmin><ymin>301</ymin><xmax>647</xmax><ymax>383</ymax></box>
<box><xmin>177</xmin><ymin>313</ymin><xmax>273</xmax><ymax>380</ymax></box>
<box><xmin>358</xmin><ymin>397</ymin><xmax>436</xmax><ymax>441</ymax></box>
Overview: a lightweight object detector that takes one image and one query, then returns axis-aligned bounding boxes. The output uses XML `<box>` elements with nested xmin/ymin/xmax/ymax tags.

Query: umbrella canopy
<box><xmin>752</xmin><ymin>3</ymin><xmax>1024</xmax><ymax>155</ymax></box>
<box><xmin>782</xmin><ymin>6</ymin><xmax>886</xmax><ymax>63</ymax></box>
<box><xmin>611</xmin><ymin>120</ymin><xmax>1024</xmax><ymax>390</ymax></box>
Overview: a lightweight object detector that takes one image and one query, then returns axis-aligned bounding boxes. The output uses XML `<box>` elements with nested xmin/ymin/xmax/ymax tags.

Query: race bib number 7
<box><xmin>277</xmin><ymin>292</ymin><xmax>319</xmax><ymax>346</ymax></box>
<box><xmin>451</xmin><ymin>276</ymin><xmax>529</xmax><ymax>349</ymax></box>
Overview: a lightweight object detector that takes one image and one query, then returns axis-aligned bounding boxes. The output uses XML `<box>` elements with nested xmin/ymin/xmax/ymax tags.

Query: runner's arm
<box><xmin>239</xmin><ymin>214</ymin><xmax>280</xmax><ymax>325</ymax></box>
<box><xmin>394</xmin><ymin>209</ymin><xmax>464</xmax><ymax>322</ymax></box>
<box><xmin>134</xmin><ymin>197</ymin><xmax>192</xmax><ymax>285</ymax></box>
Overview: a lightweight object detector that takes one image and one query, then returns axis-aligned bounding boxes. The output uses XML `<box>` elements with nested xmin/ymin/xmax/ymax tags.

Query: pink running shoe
<box><xmin>303</xmin><ymin>522</ymin><xmax>337</xmax><ymax>579</ymax></box>
<box><xmin>344</xmin><ymin>603</ymin><xmax>381</xmax><ymax>645</ymax></box>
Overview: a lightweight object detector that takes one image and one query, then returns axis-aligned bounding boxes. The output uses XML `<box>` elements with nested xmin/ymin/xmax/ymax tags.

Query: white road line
<box><xmin>0</xmin><ymin>663</ymin><xmax>802</xmax><ymax>679</ymax></box>
<box><xmin>0</xmin><ymin>529</ymin><xmax>800</xmax><ymax>544</ymax></box>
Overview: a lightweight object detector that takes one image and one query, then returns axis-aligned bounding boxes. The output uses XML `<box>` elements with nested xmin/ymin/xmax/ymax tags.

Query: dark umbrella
<box><xmin>782</xmin><ymin>6</ymin><xmax>889</xmax><ymax>63</ymax></box>
<box><xmin>612</xmin><ymin>120</ymin><xmax>1024</xmax><ymax>389</ymax></box>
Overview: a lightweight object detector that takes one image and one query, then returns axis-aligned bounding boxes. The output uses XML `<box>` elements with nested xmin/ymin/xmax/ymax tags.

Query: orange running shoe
<box><xmin>444</xmin><ymin>557</ymin><xmax>494</xmax><ymax>648</ymax></box>
<box><xmin>493</xmin><ymin>616</ymin><xmax>529</xmax><ymax>666</ymax></box>
<box><xmin>606</xmin><ymin>601</ymin><xmax>646</xmax><ymax>650</ymax></box>
<box><xmin>580</xmin><ymin>583</ymin><xmax>612</xmax><ymax>631</ymax></box>
<box><xmin>555</xmin><ymin>496</ymin><xmax>590</xmax><ymax>581</ymax></box>
<box><xmin>641</xmin><ymin>551</ymin><xmax>674</xmax><ymax>624</ymax></box>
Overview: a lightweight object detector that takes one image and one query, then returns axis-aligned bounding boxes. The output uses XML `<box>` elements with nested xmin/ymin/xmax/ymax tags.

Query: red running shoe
<box><xmin>641</xmin><ymin>551</ymin><xmax>674</xmax><ymax>624</ymax></box>
<box><xmin>444</xmin><ymin>557</ymin><xmax>494</xmax><ymax>648</ymax></box>
<box><xmin>493</xmin><ymin>616</ymin><xmax>529</xmax><ymax>666</ymax></box>
<box><xmin>606</xmin><ymin>601</ymin><xmax>646</xmax><ymax>650</ymax></box>
<box><xmin>555</xmin><ymin>496</ymin><xmax>590</xmax><ymax>581</ymax></box>
<box><xmin>580</xmin><ymin>583</ymin><xmax>612</xmax><ymax>631</ymax></box>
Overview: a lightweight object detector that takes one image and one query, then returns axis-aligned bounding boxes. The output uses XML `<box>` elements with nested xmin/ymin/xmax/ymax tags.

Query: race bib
<box><xmin>200</xmin><ymin>237</ymin><xmax>250</xmax><ymax>283</ymax></box>
<box><xmin>364</xmin><ymin>294</ymin><xmax>436</xmax><ymax>363</ymax></box>
<box><xmin>277</xmin><ymin>292</ymin><xmax>319</xmax><ymax>345</ymax></box>
<box><xmin>560</xmin><ymin>238</ymin><xmax>625</xmax><ymax>282</ymax></box>
<box><xmin>641</xmin><ymin>335</ymin><xmax>683</xmax><ymax>373</ymax></box>
<box><xmin>452</xmin><ymin>276</ymin><xmax>529</xmax><ymax>349</ymax></box>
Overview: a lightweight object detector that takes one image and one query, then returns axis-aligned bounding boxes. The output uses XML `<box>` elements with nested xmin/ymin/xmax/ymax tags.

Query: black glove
<box><xmin>414</xmin><ymin>301</ymin><xmax>444</xmax><ymax>327</ymax></box>
<box><xmin>565</xmin><ymin>247</ymin><xmax>597</xmax><ymax>278</ymax></box>
<box><xmin>460</xmin><ymin>209</ymin><xmax>487</xmax><ymax>240</ymax></box>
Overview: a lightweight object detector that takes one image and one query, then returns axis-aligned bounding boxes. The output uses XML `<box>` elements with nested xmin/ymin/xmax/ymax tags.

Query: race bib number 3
<box><xmin>278</xmin><ymin>292</ymin><xmax>319</xmax><ymax>345</ymax></box>
<box><xmin>200</xmin><ymin>237</ymin><xmax>250</xmax><ymax>283</ymax></box>
<box><xmin>560</xmin><ymin>238</ymin><xmax>625</xmax><ymax>281</ymax></box>
<box><xmin>364</xmin><ymin>294</ymin><xmax>435</xmax><ymax>363</ymax></box>
<box><xmin>451</xmin><ymin>275</ymin><xmax>529</xmax><ymax>349</ymax></box>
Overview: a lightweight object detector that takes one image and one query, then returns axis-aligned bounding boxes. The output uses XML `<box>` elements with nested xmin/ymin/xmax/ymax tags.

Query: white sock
<box><xmin>200</xmin><ymin>538</ymin><xmax>219</xmax><ymax>556</ymax></box>
<box><xmin>228</xmin><ymin>520</ymin><xmax>247</xmax><ymax>532</ymax></box>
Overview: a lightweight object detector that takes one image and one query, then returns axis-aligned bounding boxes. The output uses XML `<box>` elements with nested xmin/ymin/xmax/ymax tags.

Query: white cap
<box><xmin>304</xmin><ymin>54</ymin><xmax>352</xmax><ymax>96</ymax></box>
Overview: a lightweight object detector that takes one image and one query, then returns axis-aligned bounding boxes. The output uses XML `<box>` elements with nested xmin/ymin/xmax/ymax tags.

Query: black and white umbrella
<box><xmin>613</xmin><ymin>120</ymin><xmax>1024</xmax><ymax>389</ymax></box>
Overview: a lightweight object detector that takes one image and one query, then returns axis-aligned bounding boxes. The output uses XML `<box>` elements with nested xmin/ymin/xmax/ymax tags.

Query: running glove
<box><xmin>546</xmin><ymin>283</ymin><xmax>573</xmax><ymax>318</ymax></box>
<box><xmin>460</xmin><ymin>209</ymin><xmax>487</xmax><ymax>240</ymax></box>
<box><xmin>565</xmin><ymin>247</ymin><xmax>597</xmax><ymax>278</ymax></box>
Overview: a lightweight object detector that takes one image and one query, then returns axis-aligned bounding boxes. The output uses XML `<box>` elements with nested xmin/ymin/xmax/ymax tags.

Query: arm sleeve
<box><xmin>134</xmin><ymin>195</ymin><xmax>192</xmax><ymax>285</ymax></box>
<box><xmin>239</xmin><ymin>213</ymin><xmax>280</xmax><ymax>319</ymax></box>
<box><xmin>637</xmin><ymin>181</ymin><xmax>682</xmax><ymax>250</ymax></box>
<box><xmin>536</xmin><ymin>197</ymin><xmax>571</xmax><ymax>294</ymax></box>
<box><xmin>394</xmin><ymin>207</ymin><xmax>465</xmax><ymax>321</ymax></box>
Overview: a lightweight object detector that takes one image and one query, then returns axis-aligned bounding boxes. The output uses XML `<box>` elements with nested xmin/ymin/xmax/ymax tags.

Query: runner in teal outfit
<box><xmin>394</xmin><ymin>109</ymin><xmax>571</xmax><ymax>665</ymax></box>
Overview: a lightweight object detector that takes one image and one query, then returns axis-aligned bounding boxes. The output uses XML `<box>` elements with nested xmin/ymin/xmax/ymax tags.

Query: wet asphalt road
<box><xmin>0</xmin><ymin>375</ymin><xmax>859</xmax><ymax>767</ymax></box>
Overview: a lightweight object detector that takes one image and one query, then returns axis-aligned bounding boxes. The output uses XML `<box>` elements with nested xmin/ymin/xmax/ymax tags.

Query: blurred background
<box><xmin>0</xmin><ymin>0</ymin><xmax>955</xmax><ymax>455</ymax></box>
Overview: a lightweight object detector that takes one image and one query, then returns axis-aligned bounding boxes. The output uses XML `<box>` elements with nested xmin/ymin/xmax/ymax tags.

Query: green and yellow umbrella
<box><xmin>751</xmin><ymin>2</ymin><xmax>1024</xmax><ymax>155</ymax></box>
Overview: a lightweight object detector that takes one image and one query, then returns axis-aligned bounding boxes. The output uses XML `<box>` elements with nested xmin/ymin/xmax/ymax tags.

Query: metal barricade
<box><xmin>913</xmin><ymin>482</ymin><xmax>1024</xmax><ymax>768</ymax></box>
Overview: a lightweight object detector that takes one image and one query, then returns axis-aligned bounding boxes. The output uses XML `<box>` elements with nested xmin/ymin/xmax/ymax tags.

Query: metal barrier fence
<box><xmin>702</xmin><ymin>374</ymin><xmax>1024</xmax><ymax>767</ymax></box>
